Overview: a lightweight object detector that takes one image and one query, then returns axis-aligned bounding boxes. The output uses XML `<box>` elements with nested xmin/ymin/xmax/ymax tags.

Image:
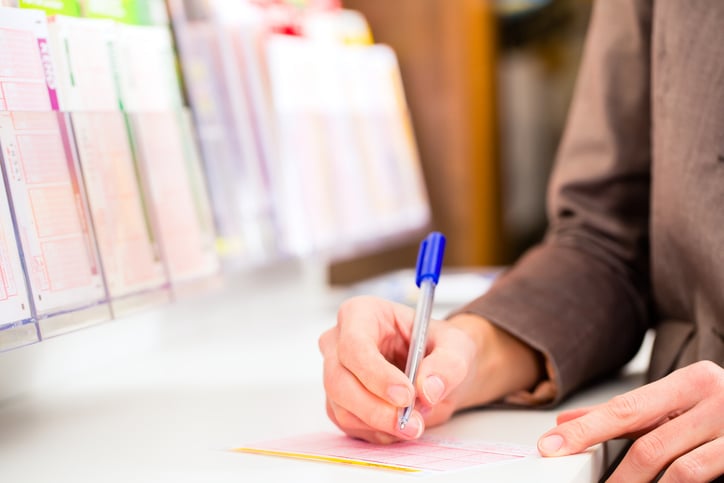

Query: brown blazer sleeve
<box><xmin>455</xmin><ymin>0</ymin><xmax>655</xmax><ymax>404</ymax></box>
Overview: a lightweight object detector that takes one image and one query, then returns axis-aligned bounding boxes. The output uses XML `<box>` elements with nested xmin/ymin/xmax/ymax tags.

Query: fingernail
<box><xmin>538</xmin><ymin>434</ymin><xmax>564</xmax><ymax>455</ymax></box>
<box><xmin>422</xmin><ymin>376</ymin><xmax>445</xmax><ymax>404</ymax></box>
<box><xmin>400</xmin><ymin>413</ymin><xmax>424</xmax><ymax>439</ymax></box>
<box><xmin>387</xmin><ymin>385</ymin><xmax>412</xmax><ymax>407</ymax></box>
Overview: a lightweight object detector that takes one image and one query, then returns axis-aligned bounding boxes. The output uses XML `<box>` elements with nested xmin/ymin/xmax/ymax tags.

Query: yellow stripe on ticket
<box><xmin>233</xmin><ymin>447</ymin><xmax>422</xmax><ymax>473</ymax></box>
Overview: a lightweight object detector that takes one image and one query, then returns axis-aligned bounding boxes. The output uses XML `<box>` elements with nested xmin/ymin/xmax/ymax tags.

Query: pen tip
<box><xmin>399</xmin><ymin>421</ymin><xmax>406</xmax><ymax>430</ymax></box>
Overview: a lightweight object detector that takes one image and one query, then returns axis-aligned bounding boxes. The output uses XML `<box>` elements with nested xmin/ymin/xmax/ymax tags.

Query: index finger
<box><xmin>538</xmin><ymin>365</ymin><xmax>703</xmax><ymax>456</ymax></box>
<box><xmin>335</xmin><ymin>297</ymin><xmax>416</xmax><ymax>407</ymax></box>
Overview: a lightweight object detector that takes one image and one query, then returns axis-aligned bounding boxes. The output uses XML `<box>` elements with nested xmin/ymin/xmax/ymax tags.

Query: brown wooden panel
<box><xmin>330</xmin><ymin>0</ymin><xmax>502</xmax><ymax>284</ymax></box>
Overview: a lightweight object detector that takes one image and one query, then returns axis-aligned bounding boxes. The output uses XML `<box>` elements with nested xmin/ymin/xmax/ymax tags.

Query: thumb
<box><xmin>415</xmin><ymin>322</ymin><xmax>477</xmax><ymax>406</ymax></box>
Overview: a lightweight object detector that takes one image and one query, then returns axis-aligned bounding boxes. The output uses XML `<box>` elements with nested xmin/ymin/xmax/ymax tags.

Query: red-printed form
<box><xmin>171</xmin><ymin>20</ymin><xmax>263</xmax><ymax>262</ymax></box>
<box><xmin>367</xmin><ymin>46</ymin><xmax>429</xmax><ymax>231</ymax></box>
<box><xmin>265</xmin><ymin>37</ymin><xmax>430</xmax><ymax>257</ymax></box>
<box><xmin>0</xmin><ymin>7</ymin><xmax>58</xmax><ymax>111</ymax></box>
<box><xmin>340</xmin><ymin>45</ymin><xmax>430</xmax><ymax>241</ymax></box>
<box><xmin>130</xmin><ymin>111</ymin><xmax>219</xmax><ymax>285</ymax></box>
<box><xmin>0</xmin><ymin>167</ymin><xmax>31</xmax><ymax>327</ymax></box>
<box><xmin>185</xmin><ymin>4</ymin><xmax>278</xmax><ymax>263</ymax></box>
<box><xmin>71</xmin><ymin>112</ymin><xmax>167</xmax><ymax>300</ymax></box>
<box><xmin>266</xmin><ymin>35</ymin><xmax>332</xmax><ymax>255</ymax></box>
<box><xmin>0</xmin><ymin>112</ymin><xmax>105</xmax><ymax>316</ymax></box>
<box><xmin>47</xmin><ymin>16</ymin><xmax>119</xmax><ymax>111</ymax></box>
<box><xmin>314</xmin><ymin>43</ymin><xmax>379</xmax><ymax>246</ymax></box>
<box><xmin>236</xmin><ymin>432</ymin><xmax>538</xmax><ymax>475</ymax></box>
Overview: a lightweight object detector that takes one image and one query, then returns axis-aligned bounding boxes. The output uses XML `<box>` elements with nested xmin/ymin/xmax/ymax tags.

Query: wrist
<box><xmin>446</xmin><ymin>313</ymin><xmax>545</xmax><ymax>410</ymax></box>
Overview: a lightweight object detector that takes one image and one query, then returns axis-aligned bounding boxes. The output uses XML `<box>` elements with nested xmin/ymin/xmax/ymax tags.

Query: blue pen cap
<box><xmin>415</xmin><ymin>232</ymin><xmax>446</xmax><ymax>287</ymax></box>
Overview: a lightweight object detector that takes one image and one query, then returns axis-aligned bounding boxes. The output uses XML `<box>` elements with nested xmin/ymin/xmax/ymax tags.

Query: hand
<box><xmin>537</xmin><ymin>360</ymin><xmax>724</xmax><ymax>482</ymax></box>
<box><xmin>318</xmin><ymin>295</ymin><xmax>544</xmax><ymax>444</ymax></box>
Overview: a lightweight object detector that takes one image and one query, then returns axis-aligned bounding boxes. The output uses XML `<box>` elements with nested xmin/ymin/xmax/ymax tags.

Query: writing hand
<box><xmin>318</xmin><ymin>296</ymin><xmax>477</xmax><ymax>443</ymax></box>
<box><xmin>319</xmin><ymin>296</ymin><xmax>544</xmax><ymax>444</ymax></box>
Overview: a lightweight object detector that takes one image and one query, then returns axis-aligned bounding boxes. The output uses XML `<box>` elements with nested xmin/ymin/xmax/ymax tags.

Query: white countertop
<box><xmin>0</xmin><ymin>262</ymin><xmax>648</xmax><ymax>482</ymax></box>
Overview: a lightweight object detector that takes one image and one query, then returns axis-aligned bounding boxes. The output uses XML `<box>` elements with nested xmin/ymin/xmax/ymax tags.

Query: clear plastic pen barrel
<box><xmin>398</xmin><ymin>277</ymin><xmax>436</xmax><ymax>429</ymax></box>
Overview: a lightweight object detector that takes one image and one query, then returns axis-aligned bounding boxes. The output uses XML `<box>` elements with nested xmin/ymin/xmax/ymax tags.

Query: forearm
<box><xmin>457</xmin><ymin>243</ymin><xmax>649</xmax><ymax>404</ymax></box>
<box><xmin>451</xmin><ymin>0</ymin><xmax>654</xmax><ymax>404</ymax></box>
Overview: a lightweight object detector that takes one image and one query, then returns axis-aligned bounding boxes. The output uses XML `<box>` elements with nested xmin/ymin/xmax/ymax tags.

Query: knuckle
<box><xmin>325</xmin><ymin>400</ymin><xmax>340</xmax><ymax>426</ymax></box>
<box><xmin>692</xmin><ymin>359</ymin><xmax>719</xmax><ymax>375</ymax></box>
<box><xmin>318</xmin><ymin>328</ymin><xmax>335</xmax><ymax>354</ymax></box>
<box><xmin>666</xmin><ymin>452</ymin><xmax>707</xmax><ymax>483</ymax></box>
<box><xmin>336</xmin><ymin>298</ymin><xmax>356</xmax><ymax>321</ymax></box>
<box><xmin>627</xmin><ymin>433</ymin><xmax>667</xmax><ymax>470</ymax></box>
<box><xmin>607</xmin><ymin>393</ymin><xmax>642</xmax><ymax>421</ymax></box>
<box><xmin>691</xmin><ymin>360</ymin><xmax>724</xmax><ymax>389</ymax></box>
<box><xmin>333</xmin><ymin>407</ymin><xmax>360</xmax><ymax>429</ymax></box>
<box><xmin>337</xmin><ymin>296</ymin><xmax>372</xmax><ymax>321</ymax></box>
<box><xmin>365</xmin><ymin>405</ymin><xmax>396</xmax><ymax>432</ymax></box>
<box><xmin>343</xmin><ymin>428</ymin><xmax>396</xmax><ymax>445</ymax></box>
<box><xmin>561</xmin><ymin>419</ymin><xmax>590</xmax><ymax>447</ymax></box>
<box><xmin>336</xmin><ymin>337</ymin><xmax>363</xmax><ymax>370</ymax></box>
<box><xmin>370</xmin><ymin>431</ymin><xmax>398</xmax><ymax>445</ymax></box>
<box><xmin>321</xmin><ymin>360</ymin><xmax>345</xmax><ymax>398</ymax></box>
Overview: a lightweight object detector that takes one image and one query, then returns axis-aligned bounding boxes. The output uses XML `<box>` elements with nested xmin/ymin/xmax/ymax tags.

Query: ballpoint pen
<box><xmin>398</xmin><ymin>231</ymin><xmax>446</xmax><ymax>430</ymax></box>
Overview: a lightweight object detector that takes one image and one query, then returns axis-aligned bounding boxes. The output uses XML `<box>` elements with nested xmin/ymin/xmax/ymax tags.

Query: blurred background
<box><xmin>331</xmin><ymin>0</ymin><xmax>593</xmax><ymax>283</ymax></box>
<box><xmin>0</xmin><ymin>0</ymin><xmax>593</xmax><ymax>349</ymax></box>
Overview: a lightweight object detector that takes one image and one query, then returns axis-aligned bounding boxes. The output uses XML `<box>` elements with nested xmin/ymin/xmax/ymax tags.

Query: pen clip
<box><xmin>415</xmin><ymin>232</ymin><xmax>446</xmax><ymax>287</ymax></box>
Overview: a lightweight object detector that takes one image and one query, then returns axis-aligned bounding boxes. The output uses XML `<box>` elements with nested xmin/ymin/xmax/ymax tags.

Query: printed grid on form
<box><xmin>129</xmin><ymin>111</ymin><xmax>219</xmax><ymax>285</ymax></box>
<box><xmin>0</xmin><ymin>168</ymin><xmax>30</xmax><ymax>325</ymax></box>
<box><xmin>0</xmin><ymin>7</ymin><xmax>54</xmax><ymax>112</ymax></box>
<box><xmin>0</xmin><ymin>112</ymin><xmax>106</xmax><ymax>316</ymax></box>
<box><xmin>236</xmin><ymin>432</ymin><xmax>538</xmax><ymax>474</ymax></box>
<box><xmin>71</xmin><ymin>112</ymin><xmax>167</xmax><ymax>299</ymax></box>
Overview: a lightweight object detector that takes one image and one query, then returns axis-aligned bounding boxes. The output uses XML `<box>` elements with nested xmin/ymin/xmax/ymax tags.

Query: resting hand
<box><xmin>318</xmin><ymin>296</ymin><xmax>543</xmax><ymax>444</ymax></box>
<box><xmin>538</xmin><ymin>360</ymin><xmax>724</xmax><ymax>482</ymax></box>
